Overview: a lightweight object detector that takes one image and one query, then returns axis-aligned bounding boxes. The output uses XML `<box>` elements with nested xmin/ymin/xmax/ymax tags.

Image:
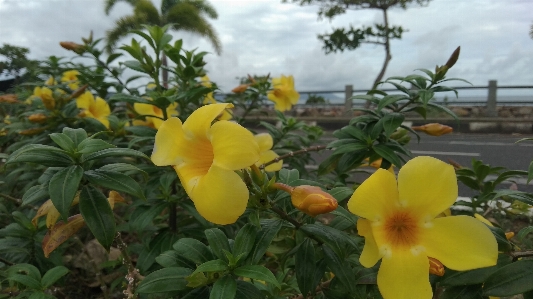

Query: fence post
<box><xmin>486</xmin><ymin>80</ymin><xmax>498</xmax><ymax>117</ymax></box>
<box><xmin>344</xmin><ymin>85</ymin><xmax>353</xmax><ymax>115</ymax></box>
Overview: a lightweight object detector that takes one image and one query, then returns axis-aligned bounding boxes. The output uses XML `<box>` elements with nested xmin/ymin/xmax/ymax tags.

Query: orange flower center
<box><xmin>186</xmin><ymin>137</ymin><xmax>214</xmax><ymax>177</ymax></box>
<box><xmin>152</xmin><ymin>106</ymin><xmax>162</xmax><ymax>115</ymax></box>
<box><xmin>384</xmin><ymin>210</ymin><xmax>419</xmax><ymax>249</ymax></box>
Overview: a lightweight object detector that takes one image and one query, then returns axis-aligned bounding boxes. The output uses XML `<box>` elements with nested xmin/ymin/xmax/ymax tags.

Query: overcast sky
<box><xmin>1</xmin><ymin>0</ymin><xmax>532</xmax><ymax>96</ymax></box>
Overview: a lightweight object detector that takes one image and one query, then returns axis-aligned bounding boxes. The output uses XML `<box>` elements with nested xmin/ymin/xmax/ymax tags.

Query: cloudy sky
<box><xmin>1</xmin><ymin>0</ymin><xmax>532</xmax><ymax>97</ymax></box>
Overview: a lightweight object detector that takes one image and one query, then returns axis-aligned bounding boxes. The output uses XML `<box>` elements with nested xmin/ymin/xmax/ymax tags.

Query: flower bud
<box><xmin>19</xmin><ymin>127</ymin><xmax>46</xmax><ymax>136</ymax></box>
<box><xmin>505</xmin><ymin>232</ymin><xmax>514</xmax><ymax>240</ymax></box>
<box><xmin>411</xmin><ymin>123</ymin><xmax>452</xmax><ymax>136</ymax></box>
<box><xmin>68</xmin><ymin>84</ymin><xmax>89</xmax><ymax>100</ymax></box>
<box><xmin>428</xmin><ymin>257</ymin><xmax>445</xmax><ymax>276</ymax></box>
<box><xmin>232</xmin><ymin>84</ymin><xmax>250</xmax><ymax>93</ymax></box>
<box><xmin>28</xmin><ymin>113</ymin><xmax>48</xmax><ymax>123</ymax></box>
<box><xmin>291</xmin><ymin>185</ymin><xmax>338</xmax><ymax>217</ymax></box>
<box><xmin>0</xmin><ymin>94</ymin><xmax>18</xmax><ymax>103</ymax></box>
<box><xmin>60</xmin><ymin>41</ymin><xmax>85</xmax><ymax>54</ymax></box>
<box><xmin>42</xmin><ymin>95</ymin><xmax>56</xmax><ymax>110</ymax></box>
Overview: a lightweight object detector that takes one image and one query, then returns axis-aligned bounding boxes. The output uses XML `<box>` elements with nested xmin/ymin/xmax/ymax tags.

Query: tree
<box><xmin>104</xmin><ymin>0</ymin><xmax>222</xmax><ymax>87</ymax></box>
<box><xmin>0</xmin><ymin>44</ymin><xmax>39</xmax><ymax>86</ymax></box>
<box><xmin>285</xmin><ymin>0</ymin><xmax>430</xmax><ymax>95</ymax></box>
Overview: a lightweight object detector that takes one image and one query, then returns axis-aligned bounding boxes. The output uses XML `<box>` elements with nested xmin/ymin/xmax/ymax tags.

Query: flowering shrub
<box><xmin>1</xmin><ymin>26</ymin><xmax>533</xmax><ymax>299</ymax></box>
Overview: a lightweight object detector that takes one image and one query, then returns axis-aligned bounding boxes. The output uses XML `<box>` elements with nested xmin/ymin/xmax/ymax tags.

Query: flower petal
<box><xmin>357</xmin><ymin>218</ymin><xmax>381</xmax><ymax>268</ymax></box>
<box><xmin>183</xmin><ymin>103</ymin><xmax>232</xmax><ymax>138</ymax></box>
<box><xmin>210</xmin><ymin>121</ymin><xmax>260</xmax><ymax>170</ymax></box>
<box><xmin>377</xmin><ymin>249</ymin><xmax>432</xmax><ymax>299</ymax></box>
<box><xmin>398</xmin><ymin>156</ymin><xmax>457</xmax><ymax>218</ymax></box>
<box><xmin>151</xmin><ymin>117</ymin><xmax>185</xmax><ymax>166</ymax></box>
<box><xmin>94</xmin><ymin>97</ymin><xmax>111</xmax><ymax>116</ymax></box>
<box><xmin>421</xmin><ymin>215</ymin><xmax>498</xmax><ymax>271</ymax></box>
<box><xmin>254</xmin><ymin>133</ymin><xmax>274</xmax><ymax>152</ymax></box>
<box><xmin>134</xmin><ymin>103</ymin><xmax>158</xmax><ymax>116</ymax></box>
<box><xmin>258</xmin><ymin>150</ymin><xmax>282</xmax><ymax>172</ymax></box>
<box><xmin>76</xmin><ymin>91</ymin><xmax>93</xmax><ymax>109</ymax></box>
<box><xmin>191</xmin><ymin>165</ymin><xmax>249</xmax><ymax>225</ymax></box>
<box><xmin>347</xmin><ymin>169</ymin><xmax>398</xmax><ymax>221</ymax></box>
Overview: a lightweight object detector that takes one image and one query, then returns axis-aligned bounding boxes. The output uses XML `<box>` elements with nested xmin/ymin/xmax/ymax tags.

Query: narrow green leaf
<box><xmin>79</xmin><ymin>186</ymin><xmax>116</xmax><ymax>250</ymax></box>
<box><xmin>233</xmin><ymin>265</ymin><xmax>280</xmax><ymax>289</ymax></box>
<box><xmin>41</xmin><ymin>266</ymin><xmax>69</xmax><ymax>288</ymax></box>
<box><xmin>441</xmin><ymin>284</ymin><xmax>484</xmax><ymax>299</ymax></box>
<box><xmin>205</xmin><ymin>228</ymin><xmax>231</xmax><ymax>262</ymax></box>
<box><xmin>49</xmin><ymin>133</ymin><xmax>76</xmax><ymax>152</ymax></box>
<box><xmin>235</xmin><ymin>281</ymin><xmax>265</xmax><ymax>299</ymax></box>
<box><xmin>441</xmin><ymin>255</ymin><xmax>512</xmax><ymax>287</ymax></box>
<box><xmin>327</xmin><ymin>187</ymin><xmax>353</xmax><ymax>203</ymax></box>
<box><xmin>7</xmin><ymin>144</ymin><xmax>74</xmax><ymax>167</ymax></box>
<box><xmin>295</xmin><ymin>239</ymin><xmax>316</xmax><ymax>296</ymax></box>
<box><xmin>77</xmin><ymin>138</ymin><xmax>115</xmax><ymax>154</ymax></box>
<box><xmin>233</xmin><ymin>224</ymin><xmax>258</xmax><ymax>263</ymax></box>
<box><xmin>250</xmin><ymin>220</ymin><xmax>283</xmax><ymax>264</ymax></box>
<box><xmin>210</xmin><ymin>275</ymin><xmax>237</xmax><ymax>299</ymax></box>
<box><xmin>483</xmin><ymin>260</ymin><xmax>533</xmax><ymax>296</ymax></box>
<box><xmin>98</xmin><ymin>163</ymin><xmax>147</xmax><ymax>177</ymax></box>
<box><xmin>136</xmin><ymin>267</ymin><xmax>192</xmax><ymax>294</ymax></box>
<box><xmin>517</xmin><ymin>226</ymin><xmax>533</xmax><ymax>242</ymax></box>
<box><xmin>8</xmin><ymin>274</ymin><xmax>42</xmax><ymax>290</ymax></box>
<box><xmin>155</xmin><ymin>250</ymin><xmax>196</xmax><ymax>269</ymax></box>
<box><xmin>528</xmin><ymin>161</ymin><xmax>533</xmax><ymax>183</ymax></box>
<box><xmin>193</xmin><ymin>259</ymin><xmax>228</xmax><ymax>274</ymax></box>
<box><xmin>380</xmin><ymin>113</ymin><xmax>405</xmax><ymax>137</ymax></box>
<box><xmin>81</xmin><ymin>147</ymin><xmax>149</xmax><ymax>162</ymax></box>
<box><xmin>372</xmin><ymin>143</ymin><xmax>403</xmax><ymax>168</ymax></box>
<box><xmin>173</xmin><ymin>238</ymin><xmax>214</xmax><ymax>264</ymax></box>
<box><xmin>301</xmin><ymin>224</ymin><xmax>355</xmax><ymax>258</ymax></box>
<box><xmin>84</xmin><ymin>170</ymin><xmax>145</xmax><ymax>199</ymax></box>
<box><xmin>49</xmin><ymin>166</ymin><xmax>83</xmax><ymax>221</ymax></box>
<box><xmin>22</xmin><ymin>184</ymin><xmax>49</xmax><ymax>206</ymax></box>
<box><xmin>123</xmin><ymin>60</ymin><xmax>147</xmax><ymax>73</ymax></box>
<box><xmin>109</xmin><ymin>93</ymin><xmax>151</xmax><ymax>105</ymax></box>
<box><xmin>322</xmin><ymin>245</ymin><xmax>356</xmax><ymax>295</ymax></box>
<box><xmin>106</xmin><ymin>53</ymin><xmax>123</xmax><ymax>64</ymax></box>
<box><xmin>62</xmin><ymin>127</ymin><xmax>87</xmax><ymax>146</ymax></box>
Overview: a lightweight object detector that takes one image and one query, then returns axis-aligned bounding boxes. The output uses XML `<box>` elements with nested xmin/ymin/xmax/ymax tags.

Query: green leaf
<box><xmin>441</xmin><ymin>255</ymin><xmax>512</xmax><ymax>286</ymax></box>
<box><xmin>379</xmin><ymin>113</ymin><xmax>405</xmax><ymax>137</ymax></box>
<box><xmin>205</xmin><ymin>228</ymin><xmax>231</xmax><ymax>262</ymax></box>
<box><xmin>483</xmin><ymin>260</ymin><xmax>533</xmax><ymax>296</ymax></box>
<box><xmin>250</xmin><ymin>220</ymin><xmax>283</xmax><ymax>264</ymax></box>
<box><xmin>233</xmin><ymin>265</ymin><xmax>280</xmax><ymax>289</ymax></box>
<box><xmin>441</xmin><ymin>284</ymin><xmax>483</xmax><ymax>299</ymax></box>
<box><xmin>12</xmin><ymin>211</ymin><xmax>34</xmax><ymax>231</ymax></box>
<box><xmin>8</xmin><ymin>274</ymin><xmax>42</xmax><ymax>290</ymax></box>
<box><xmin>98</xmin><ymin>163</ymin><xmax>147</xmax><ymax>177</ymax></box>
<box><xmin>377</xmin><ymin>94</ymin><xmax>409</xmax><ymax>111</ymax></box>
<box><xmin>125</xmin><ymin>125</ymin><xmax>157</xmax><ymax>137</ymax></box>
<box><xmin>426</xmin><ymin>102</ymin><xmax>458</xmax><ymax>120</ymax></box>
<box><xmin>278</xmin><ymin>169</ymin><xmax>300</xmax><ymax>185</ymax></box>
<box><xmin>81</xmin><ymin>147</ymin><xmax>149</xmax><ymax>163</ymax></box>
<box><xmin>137</xmin><ymin>267</ymin><xmax>192</xmax><ymax>294</ymax></box>
<box><xmin>84</xmin><ymin>170</ymin><xmax>145</xmax><ymax>199</ymax></box>
<box><xmin>528</xmin><ymin>161</ymin><xmax>533</xmax><ymax>183</ymax></box>
<box><xmin>49</xmin><ymin>133</ymin><xmax>76</xmax><ymax>152</ymax></box>
<box><xmin>301</xmin><ymin>224</ymin><xmax>355</xmax><ymax>258</ymax></box>
<box><xmin>7</xmin><ymin>144</ymin><xmax>74</xmax><ymax>167</ymax></box>
<box><xmin>79</xmin><ymin>186</ymin><xmax>116</xmax><ymax>250</ymax></box>
<box><xmin>7</xmin><ymin>263</ymin><xmax>41</xmax><ymax>281</ymax></box>
<box><xmin>62</xmin><ymin>127</ymin><xmax>87</xmax><ymax>146</ymax></box>
<box><xmin>49</xmin><ymin>165</ymin><xmax>83</xmax><ymax>221</ymax></box>
<box><xmin>232</xmin><ymin>224</ymin><xmax>258</xmax><ymax>263</ymax></box>
<box><xmin>156</xmin><ymin>250</ymin><xmax>196</xmax><ymax>269</ymax></box>
<box><xmin>77</xmin><ymin>138</ymin><xmax>115</xmax><ymax>154</ymax></box>
<box><xmin>123</xmin><ymin>60</ymin><xmax>147</xmax><ymax>73</ymax></box>
<box><xmin>173</xmin><ymin>238</ymin><xmax>214</xmax><ymax>264</ymax></box>
<box><xmin>41</xmin><ymin>266</ymin><xmax>69</xmax><ymax>288</ymax></box>
<box><xmin>235</xmin><ymin>281</ymin><xmax>265</xmax><ymax>299</ymax></box>
<box><xmin>193</xmin><ymin>259</ymin><xmax>228</xmax><ymax>274</ymax></box>
<box><xmin>492</xmin><ymin>190</ymin><xmax>533</xmax><ymax>206</ymax></box>
<box><xmin>327</xmin><ymin>187</ymin><xmax>353</xmax><ymax>203</ymax></box>
<box><xmin>322</xmin><ymin>245</ymin><xmax>356</xmax><ymax>295</ymax></box>
<box><xmin>372</xmin><ymin>143</ymin><xmax>403</xmax><ymax>168</ymax></box>
<box><xmin>295</xmin><ymin>239</ymin><xmax>316</xmax><ymax>296</ymax></box>
<box><xmin>487</xmin><ymin>226</ymin><xmax>512</xmax><ymax>252</ymax></box>
<box><xmin>106</xmin><ymin>53</ymin><xmax>123</xmax><ymax>64</ymax></box>
<box><xmin>22</xmin><ymin>184</ymin><xmax>49</xmax><ymax>206</ymax></box>
<box><xmin>517</xmin><ymin>226</ymin><xmax>533</xmax><ymax>242</ymax></box>
<box><xmin>109</xmin><ymin>93</ymin><xmax>151</xmax><ymax>105</ymax></box>
<box><xmin>210</xmin><ymin>275</ymin><xmax>237</xmax><ymax>299</ymax></box>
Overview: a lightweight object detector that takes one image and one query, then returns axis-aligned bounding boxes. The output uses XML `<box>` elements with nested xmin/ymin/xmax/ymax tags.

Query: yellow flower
<box><xmin>348</xmin><ymin>156</ymin><xmax>498</xmax><ymax>299</ymax></box>
<box><xmin>254</xmin><ymin>133</ymin><xmax>282</xmax><ymax>172</ymax></box>
<box><xmin>45</xmin><ymin>76</ymin><xmax>57</xmax><ymax>86</ymax></box>
<box><xmin>133</xmin><ymin>99</ymin><xmax>178</xmax><ymax>129</ymax></box>
<box><xmin>151</xmin><ymin>103</ymin><xmax>260</xmax><ymax>225</ymax></box>
<box><xmin>31</xmin><ymin>86</ymin><xmax>55</xmax><ymax>109</ymax></box>
<box><xmin>267</xmin><ymin>75</ymin><xmax>299</xmax><ymax>112</ymax></box>
<box><xmin>200</xmin><ymin>75</ymin><xmax>232</xmax><ymax>120</ymax></box>
<box><xmin>61</xmin><ymin>70</ymin><xmax>80</xmax><ymax>90</ymax></box>
<box><xmin>412</xmin><ymin>123</ymin><xmax>453</xmax><ymax>136</ymax></box>
<box><xmin>76</xmin><ymin>91</ymin><xmax>111</xmax><ymax>128</ymax></box>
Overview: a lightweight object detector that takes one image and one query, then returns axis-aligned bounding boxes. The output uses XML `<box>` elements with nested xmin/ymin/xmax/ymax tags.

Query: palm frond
<box><xmin>166</xmin><ymin>3</ymin><xmax>221</xmax><ymax>54</ymax></box>
<box><xmin>104</xmin><ymin>0</ymin><xmax>139</xmax><ymax>15</ymax></box>
<box><xmin>133</xmin><ymin>0</ymin><xmax>162</xmax><ymax>25</ymax></box>
<box><xmin>105</xmin><ymin>15</ymin><xmax>144</xmax><ymax>53</ymax></box>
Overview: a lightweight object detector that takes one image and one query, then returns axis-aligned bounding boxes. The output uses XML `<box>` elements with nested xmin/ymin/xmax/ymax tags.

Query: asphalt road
<box><xmin>311</xmin><ymin>132</ymin><xmax>533</xmax><ymax>197</ymax></box>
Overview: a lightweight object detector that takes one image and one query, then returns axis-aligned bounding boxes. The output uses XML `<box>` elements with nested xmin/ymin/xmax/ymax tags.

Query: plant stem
<box><xmin>115</xmin><ymin>232</ymin><xmax>140</xmax><ymax>299</ymax></box>
<box><xmin>260</xmin><ymin>145</ymin><xmax>327</xmax><ymax>169</ymax></box>
<box><xmin>169</xmin><ymin>202</ymin><xmax>177</xmax><ymax>232</ymax></box>
<box><xmin>270</xmin><ymin>206</ymin><xmax>302</xmax><ymax>229</ymax></box>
